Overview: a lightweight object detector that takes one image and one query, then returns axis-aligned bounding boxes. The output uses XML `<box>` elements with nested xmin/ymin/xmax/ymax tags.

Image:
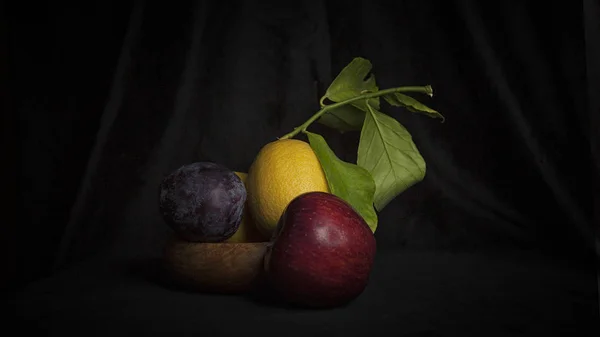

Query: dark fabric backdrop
<box><xmin>7</xmin><ymin>0</ymin><xmax>600</xmax><ymax>336</ymax></box>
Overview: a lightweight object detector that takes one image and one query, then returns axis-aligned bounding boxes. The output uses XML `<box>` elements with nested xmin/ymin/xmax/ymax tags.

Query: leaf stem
<box><xmin>279</xmin><ymin>86</ymin><xmax>431</xmax><ymax>140</ymax></box>
<box><xmin>319</xmin><ymin>96</ymin><xmax>327</xmax><ymax>108</ymax></box>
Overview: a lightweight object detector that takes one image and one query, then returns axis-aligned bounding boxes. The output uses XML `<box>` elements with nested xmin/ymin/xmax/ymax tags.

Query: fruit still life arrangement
<box><xmin>158</xmin><ymin>57</ymin><xmax>444</xmax><ymax>308</ymax></box>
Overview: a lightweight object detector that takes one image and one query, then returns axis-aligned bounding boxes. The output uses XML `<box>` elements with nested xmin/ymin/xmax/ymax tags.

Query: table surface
<box><xmin>11</xmin><ymin>249</ymin><xmax>599</xmax><ymax>337</ymax></box>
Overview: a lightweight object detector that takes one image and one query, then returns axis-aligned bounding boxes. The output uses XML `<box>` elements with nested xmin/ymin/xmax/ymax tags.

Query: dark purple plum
<box><xmin>158</xmin><ymin>162</ymin><xmax>246</xmax><ymax>242</ymax></box>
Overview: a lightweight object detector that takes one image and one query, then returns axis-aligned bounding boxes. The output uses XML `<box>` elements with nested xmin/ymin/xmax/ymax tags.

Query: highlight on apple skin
<box><xmin>264</xmin><ymin>191</ymin><xmax>377</xmax><ymax>308</ymax></box>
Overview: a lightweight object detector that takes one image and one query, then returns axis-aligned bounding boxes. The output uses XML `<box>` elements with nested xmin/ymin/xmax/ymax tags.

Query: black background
<box><xmin>6</xmin><ymin>1</ymin><xmax>600</xmax><ymax>336</ymax></box>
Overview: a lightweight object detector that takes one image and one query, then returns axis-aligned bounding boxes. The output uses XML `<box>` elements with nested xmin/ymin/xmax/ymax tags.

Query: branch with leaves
<box><xmin>280</xmin><ymin>57</ymin><xmax>444</xmax><ymax>233</ymax></box>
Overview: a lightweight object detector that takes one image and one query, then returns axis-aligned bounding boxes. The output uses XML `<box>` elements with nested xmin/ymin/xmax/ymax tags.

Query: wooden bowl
<box><xmin>162</xmin><ymin>235</ymin><xmax>269</xmax><ymax>294</ymax></box>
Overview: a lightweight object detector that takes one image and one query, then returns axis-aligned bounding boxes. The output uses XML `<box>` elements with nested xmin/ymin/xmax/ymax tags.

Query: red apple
<box><xmin>264</xmin><ymin>191</ymin><xmax>377</xmax><ymax>308</ymax></box>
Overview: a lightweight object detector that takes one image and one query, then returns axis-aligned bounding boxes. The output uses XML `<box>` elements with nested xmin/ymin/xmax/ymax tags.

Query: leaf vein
<box><xmin>379</xmin><ymin>119</ymin><xmax>413</xmax><ymax>144</ymax></box>
<box><xmin>368</xmin><ymin>107</ymin><xmax>402</xmax><ymax>184</ymax></box>
<box><xmin>382</xmin><ymin>140</ymin><xmax>419</xmax><ymax>154</ymax></box>
<box><xmin>389</xmin><ymin>158</ymin><xmax>422</xmax><ymax>181</ymax></box>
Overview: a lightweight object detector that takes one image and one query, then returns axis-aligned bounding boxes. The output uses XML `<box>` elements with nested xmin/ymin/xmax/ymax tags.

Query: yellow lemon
<box><xmin>225</xmin><ymin>172</ymin><xmax>264</xmax><ymax>243</ymax></box>
<box><xmin>246</xmin><ymin>139</ymin><xmax>330</xmax><ymax>238</ymax></box>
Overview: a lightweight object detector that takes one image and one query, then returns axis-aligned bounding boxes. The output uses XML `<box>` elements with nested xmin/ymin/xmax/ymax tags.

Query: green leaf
<box><xmin>317</xmin><ymin>105</ymin><xmax>365</xmax><ymax>133</ymax></box>
<box><xmin>323</xmin><ymin>57</ymin><xmax>380</xmax><ymax>111</ymax></box>
<box><xmin>305</xmin><ymin>131</ymin><xmax>378</xmax><ymax>232</ymax></box>
<box><xmin>357</xmin><ymin>104</ymin><xmax>426</xmax><ymax>211</ymax></box>
<box><xmin>383</xmin><ymin>91</ymin><xmax>445</xmax><ymax>122</ymax></box>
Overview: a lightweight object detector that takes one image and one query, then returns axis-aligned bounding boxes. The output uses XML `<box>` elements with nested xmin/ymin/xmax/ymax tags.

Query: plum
<box><xmin>159</xmin><ymin>162</ymin><xmax>246</xmax><ymax>242</ymax></box>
